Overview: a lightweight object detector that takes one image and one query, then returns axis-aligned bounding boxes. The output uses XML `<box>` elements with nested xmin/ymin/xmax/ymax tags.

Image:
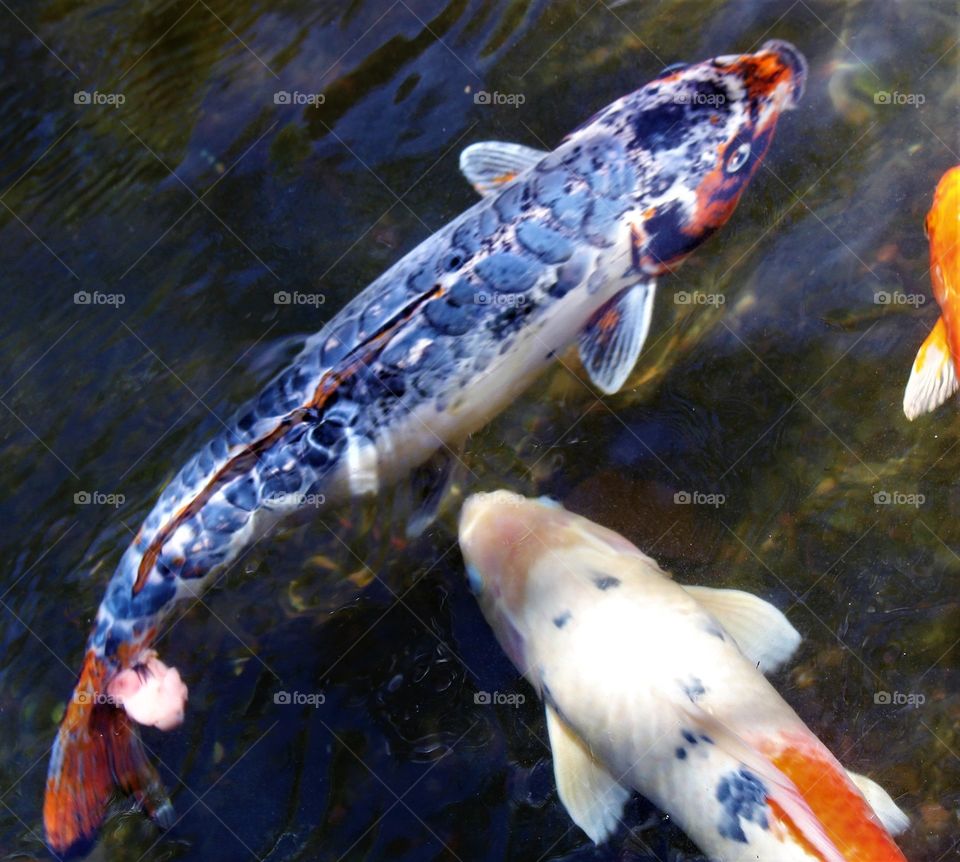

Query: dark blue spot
<box><xmin>225</xmin><ymin>476</ymin><xmax>259</xmax><ymax>512</ymax></box>
<box><xmin>645</xmin><ymin>202</ymin><xmax>710</xmax><ymax>266</ymax></box>
<box><xmin>681</xmin><ymin>676</ymin><xmax>707</xmax><ymax>703</ymax></box>
<box><xmin>630</xmin><ymin>102</ymin><xmax>687</xmax><ymax>152</ymax></box>
<box><xmin>682</xmin><ymin>730</ymin><xmax>698</xmax><ymax>745</ymax></box>
<box><xmin>675</xmin><ymin>747</ymin><xmax>687</xmax><ymax>760</ymax></box>
<box><xmin>716</xmin><ymin>768</ymin><xmax>769</xmax><ymax>843</ymax></box>
<box><xmin>474</xmin><ymin>252</ymin><xmax>542</xmax><ymax>294</ymax></box>
<box><xmin>515</xmin><ymin>220</ymin><xmax>573</xmax><ymax>264</ymax></box>
<box><xmin>700</xmin><ymin>734</ymin><xmax>714</xmax><ymax>745</ymax></box>
<box><xmin>551</xmin><ymin>255</ymin><xmax>588</xmax><ymax>298</ymax></box>
<box><xmin>424</xmin><ymin>294</ymin><xmax>475</xmax><ymax>335</ymax></box>
<box><xmin>592</xmin><ymin>573</ymin><xmax>621</xmax><ymax>591</ymax></box>
<box><xmin>553</xmin><ymin>610</ymin><xmax>572</xmax><ymax>629</ymax></box>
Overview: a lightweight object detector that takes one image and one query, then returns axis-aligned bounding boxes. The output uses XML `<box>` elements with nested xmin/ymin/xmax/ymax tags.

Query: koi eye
<box><xmin>725</xmin><ymin>142</ymin><xmax>751</xmax><ymax>173</ymax></box>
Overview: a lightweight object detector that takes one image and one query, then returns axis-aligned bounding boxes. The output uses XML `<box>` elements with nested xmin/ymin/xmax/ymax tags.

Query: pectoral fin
<box><xmin>847</xmin><ymin>770</ymin><xmax>910</xmax><ymax>835</ymax></box>
<box><xmin>405</xmin><ymin>448</ymin><xmax>460</xmax><ymax>538</ymax></box>
<box><xmin>459</xmin><ymin>141</ymin><xmax>547</xmax><ymax>196</ymax></box>
<box><xmin>545</xmin><ymin>703</ymin><xmax>630</xmax><ymax>844</ymax></box>
<box><xmin>682</xmin><ymin>585</ymin><xmax>801</xmax><ymax>674</ymax></box>
<box><xmin>903</xmin><ymin>316</ymin><xmax>958</xmax><ymax>420</ymax></box>
<box><xmin>578</xmin><ymin>280</ymin><xmax>657</xmax><ymax>395</ymax></box>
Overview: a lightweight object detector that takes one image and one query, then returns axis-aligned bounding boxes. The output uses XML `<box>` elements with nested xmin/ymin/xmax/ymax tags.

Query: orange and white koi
<box><xmin>903</xmin><ymin>165</ymin><xmax>960</xmax><ymax>419</ymax></box>
<box><xmin>459</xmin><ymin>492</ymin><xmax>910</xmax><ymax>861</ymax></box>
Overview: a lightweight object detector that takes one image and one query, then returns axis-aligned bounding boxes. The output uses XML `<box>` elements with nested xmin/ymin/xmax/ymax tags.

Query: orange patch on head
<box><xmin>766</xmin><ymin>740</ymin><xmax>907</xmax><ymax>861</ymax></box>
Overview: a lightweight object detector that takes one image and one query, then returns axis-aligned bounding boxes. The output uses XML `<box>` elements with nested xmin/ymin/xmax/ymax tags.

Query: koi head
<box><xmin>458</xmin><ymin>491</ymin><xmax>652</xmax><ymax>679</ymax></box>
<box><xmin>611</xmin><ymin>40</ymin><xmax>807</xmax><ymax>272</ymax></box>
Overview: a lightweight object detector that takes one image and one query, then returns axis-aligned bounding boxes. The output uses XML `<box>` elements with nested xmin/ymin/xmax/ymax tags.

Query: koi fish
<box><xmin>44</xmin><ymin>41</ymin><xmax>806</xmax><ymax>855</ymax></box>
<box><xmin>903</xmin><ymin>165</ymin><xmax>960</xmax><ymax>419</ymax></box>
<box><xmin>458</xmin><ymin>492</ymin><xmax>910</xmax><ymax>861</ymax></box>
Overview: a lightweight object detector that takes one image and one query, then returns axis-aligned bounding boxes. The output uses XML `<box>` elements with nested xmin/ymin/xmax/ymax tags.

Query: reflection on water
<box><xmin>0</xmin><ymin>0</ymin><xmax>957</xmax><ymax>859</ymax></box>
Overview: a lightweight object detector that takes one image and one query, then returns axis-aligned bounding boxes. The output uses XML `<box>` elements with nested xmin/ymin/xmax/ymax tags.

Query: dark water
<box><xmin>1</xmin><ymin>0</ymin><xmax>957</xmax><ymax>859</ymax></box>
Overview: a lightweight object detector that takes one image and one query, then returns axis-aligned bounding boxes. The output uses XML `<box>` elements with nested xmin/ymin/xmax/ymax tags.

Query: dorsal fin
<box><xmin>459</xmin><ymin>141</ymin><xmax>547</xmax><ymax>196</ymax></box>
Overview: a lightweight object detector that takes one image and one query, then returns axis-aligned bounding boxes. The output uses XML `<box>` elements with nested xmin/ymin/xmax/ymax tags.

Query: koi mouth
<box><xmin>761</xmin><ymin>39</ymin><xmax>807</xmax><ymax>107</ymax></box>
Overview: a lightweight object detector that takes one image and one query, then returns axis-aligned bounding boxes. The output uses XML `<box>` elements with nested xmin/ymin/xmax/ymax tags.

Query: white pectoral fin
<box><xmin>578</xmin><ymin>280</ymin><xmax>657</xmax><ymax>395</ymax></box>
<box><xmin>458</xmin><ymin>141</ymin><xmax>548</xmax><ymax>196</ymax></box>
<box><xmin>545</xmin><ymin>704</ymin><xmax>631</xmax><ymax>845</ymax></box>
<box><xmin>847</xmin><ymin>770</ymin><xmax>910</xmax><ymax>835</ymax></box>
<box><xmin>682</xmin><ymin>585</ymin><xmax>801</xmax><ymax>674</ymax></box>
<box><xmin>903</xmin><ymin>316</ymin><xmax>959</xmax><ymax>420</ymax></box>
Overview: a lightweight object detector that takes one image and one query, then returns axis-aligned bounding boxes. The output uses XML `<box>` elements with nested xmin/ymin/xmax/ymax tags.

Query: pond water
<box><xmin>0</xmin><ymin>0</ymin><xmax>957</xmax><ymax>859</ymax></box>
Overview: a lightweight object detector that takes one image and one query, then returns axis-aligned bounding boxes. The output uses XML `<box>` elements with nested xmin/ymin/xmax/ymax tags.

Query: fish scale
<box><xmin>45</xmin><ymin>40</ymin><xmax>808</xmax><ymax>857</ymax></box>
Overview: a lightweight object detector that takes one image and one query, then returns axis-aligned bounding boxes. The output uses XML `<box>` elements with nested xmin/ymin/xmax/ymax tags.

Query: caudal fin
<box><xmin>44</xmin><ymin>650</ymin><xmax>173</xmax><ymax>857</ymax></box>
<box><xmin>904</xmin><ymin>315</ymin><xmax>959</xmax><ymax>420</ymax></box>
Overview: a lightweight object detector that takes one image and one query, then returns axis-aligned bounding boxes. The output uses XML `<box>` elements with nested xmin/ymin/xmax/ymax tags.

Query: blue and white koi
<box><xmin>45</xmin><ymin>41</ymin><xmax>806</xmax><ymax>855</ymax></box>
<box><xmin>459</xmin><ymin>492</ymin><xmax>910</xmax><ymax>861</ymax></box>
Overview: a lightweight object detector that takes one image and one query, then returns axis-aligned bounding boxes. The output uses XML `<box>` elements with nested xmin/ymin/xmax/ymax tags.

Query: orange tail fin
<box><xmin>44</xmin><ymin>650</ymin><xmax>173</xmax><ymax>857</ymax></box>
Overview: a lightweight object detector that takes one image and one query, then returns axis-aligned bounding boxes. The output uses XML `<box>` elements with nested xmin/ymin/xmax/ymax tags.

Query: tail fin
<box><xmin>44</xmin><ymin>650</ymin><xmax>173</xmax><ymax>857</ymax></box>
<box><xmin>904</xmin><ymin>315</ymin><xmax>958</xmax><ymax>420</ymax></box>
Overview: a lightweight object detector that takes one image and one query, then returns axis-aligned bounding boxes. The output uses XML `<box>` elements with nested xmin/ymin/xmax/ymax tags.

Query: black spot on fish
<box><xmin>592</xmin><ymin>572</ymin><xmax>621</xmax><ymax>590</ymax></box>
<box><xmin>681</xmin><ymin>676</ymin><xmax>707</xmax><ymax>703</ymax></box>
<box><xmin>682</xmin><ymin>730</ymin><xmax>698</xmax><ymax>746</ymax></box>
<box><xmin>676</xmin><ymin>747</ymin><xmax>687</xmax><ymax>760</ymax></box>
<box><xmin>553</xmin><ymin>610</ymin><xmax>572</xmax><ymax>629</ymax></box>
<box><xmin>645</xmin><ymin>202</ymin><xmax>711</xmax><ymax>266</ymax></box>
<box><xmin>630</xmin><ymin>101</ymin><xmax>688</xmax><ymax>152</ymax></box>
<box><xmin>716</xmin><ymin>768</ymin><xmax>769</xmax><ymax>843</ymax></box>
